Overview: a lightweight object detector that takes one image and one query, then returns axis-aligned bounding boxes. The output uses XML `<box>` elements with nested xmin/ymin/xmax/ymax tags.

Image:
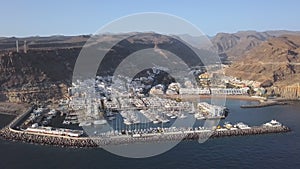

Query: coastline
<box><xmin>165</xmin><ymin>94</ymin><xmax>262</xmax><ymax>101</ymax></box>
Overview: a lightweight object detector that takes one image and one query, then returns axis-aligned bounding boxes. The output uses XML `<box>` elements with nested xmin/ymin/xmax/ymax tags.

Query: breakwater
<box><xmin>0</xmin><ymin>125</ymin><xmax>291</xmax><ymax>148</ymax></box>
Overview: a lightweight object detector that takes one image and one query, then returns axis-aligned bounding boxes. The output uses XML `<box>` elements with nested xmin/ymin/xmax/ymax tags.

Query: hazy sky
<box><xmin>1</xmin><ymin>0</ymin><xmax>300</xmax><ymax>37</ymax></box>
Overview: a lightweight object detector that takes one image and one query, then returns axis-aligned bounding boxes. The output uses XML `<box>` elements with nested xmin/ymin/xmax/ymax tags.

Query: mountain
<box><xmin>1</xmin><ymin>31</ymin><xmax>300</xmax><ymax>102</ymax></box>
<box><xmin>0</xmin><ymin>48</ymin><xmax>80</xmax><ymax>103</ymax></box>
<box><xmin>225</xmin><ymin>35</ymin><xmax>300</xmax><ymax>98</ymax></box>
<box><xmin>210</xmin><ymin>30</ymin><xmax>300</xmax><ymax>62</ymax></box>
<box><xmin>0</xmin><ymin>33</ymin><xmax>210</xmax><ymax>103</ymax></box>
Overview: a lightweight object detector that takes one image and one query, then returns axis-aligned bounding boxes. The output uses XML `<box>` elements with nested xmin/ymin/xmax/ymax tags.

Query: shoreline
<box><xmin>165</xmin><ymin>94</ymin><xmax>263</xmax><ymax>101</ymax></box>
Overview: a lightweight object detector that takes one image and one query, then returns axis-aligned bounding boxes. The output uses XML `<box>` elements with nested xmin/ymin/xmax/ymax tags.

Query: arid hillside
<box><xmin>1</xmin><ymin>31</ymin><xmax>300</xmax><ymax>103</ymax></box>
<box><xmin>210</xmin><ymin>30</ymin><xmax>300</xmax><ymax>62</ymax></box>
<box><xmin>0</xmin><ymin>33</ymin><xmax>208</xmax><ymax>103</ymax></box>
<box><xmin>225</xmin><ymin>35</ymin><xmax>300</xmax><ymax>98</ymax></box>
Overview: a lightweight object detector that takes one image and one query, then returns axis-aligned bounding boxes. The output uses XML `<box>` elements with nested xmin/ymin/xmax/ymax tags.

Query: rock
<box><xmin>260</xmin><ymin>80</ymin><xmax>273</xmax><ymax>88</ymax></box>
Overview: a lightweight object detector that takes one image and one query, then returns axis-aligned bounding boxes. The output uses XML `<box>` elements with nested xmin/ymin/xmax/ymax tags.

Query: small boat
<box><xmin>123</xmin><ymin>119</ymin><xmax>132</xmax><ymax>125</ymax></box>
<box><xmin>170</xmin><ymin>115</ymin><xmax>177</xmax><ymax>119</ymax></box>
<box><xmin>161</xmin><ymin>119</ymin><xmax>170</xmax><ymax>123</ymax></box>
<box><xmin>63</xmin><ymin>120</ymin><xmax>71</xmax><ymax>125</ymax></box>
<box><xmin>153</xmin><ymin>120</ymin><xmax>160</xmax><ymax>124</ymax></box>
<box><xmin>235</xmin><ymin>122</ymin><xmax>251</xmax><ymax>129</ymax></box>
<box><xmin>178</xmin><ymin>114</ymin><xmax>187</xmax><ymax>119</ymax></box>
<box><xmin>124</xmin><ymin>121</ymin><xmax>132</xmax><ymax>126</ymax></box>
<box><xmin>133</xmin><ymin>120</ymin><xmax>141</xmax><ymax>124</ymax></box>
<box><xmin>79</xmin><ymin>121</ymin><xmax>92</xmax><ymax>127</ymax></box>
<box><xmin>124</xmin><ymin>121</ymin><xmax>132</xmax><ymax>125</ymax></box>
<box><xmin>166</xmin><ymin>113</ymin><xmax>173</xmax><ymax>117</ymax></box>
<box><xmin>195</xmin><ymin>114</ymin><xmax>205</xmax><ymax>120</ymax></box>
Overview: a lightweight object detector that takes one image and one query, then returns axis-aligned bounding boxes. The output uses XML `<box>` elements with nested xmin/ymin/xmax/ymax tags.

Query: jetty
<box><xmin>241</xmin><ymin>99</ymin><xmax>288</xmax><ymax>108</ymax></box>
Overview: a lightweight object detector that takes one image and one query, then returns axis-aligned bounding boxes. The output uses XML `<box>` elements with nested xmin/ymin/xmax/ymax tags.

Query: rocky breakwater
<box><xmin>0</xmin><ymin>125</ymin><xmax>291</xmax><ymax>148</ymax></box>
<box><xmin>0</xmin><ymin>128</ymin><xmax>98</xmax><ymax>147</ymax></box>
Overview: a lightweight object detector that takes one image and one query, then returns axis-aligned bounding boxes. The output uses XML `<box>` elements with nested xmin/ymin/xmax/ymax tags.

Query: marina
<box><xmin>63</xmin><ymin>75</ymin><xmax>230</xmax><ymax>130</ymax></box>
<box><xmin>0</xmin><ymin>115</ymin><xmax>291</xmax><ymax>147</ymax></box>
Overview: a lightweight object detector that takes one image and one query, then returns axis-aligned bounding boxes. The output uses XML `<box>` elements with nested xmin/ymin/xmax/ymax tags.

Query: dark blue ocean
<box><xmin>1</xmin><ymin>99</ymin><xmax>300</xmax><ymax>169</ymax></box>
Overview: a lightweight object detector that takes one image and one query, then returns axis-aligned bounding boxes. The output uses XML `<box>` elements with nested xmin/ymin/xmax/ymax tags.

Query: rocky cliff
<box><xmin>211</xmin><ymin>30</ymin><xmax>300</xmax><ymax>62</ymax></box>
<box><xmin>274</xmin><ymin>84</ymin><xmax>300</xmax><ymax>98</ymax></box>
<box><xmin>0</xmin><ymin>48</ymin><xmax>80</xmax><ymax>103</ymax></box>
<box><xmin>0</xmin><ymin>33</ymin><xmax>207</xmax><ymax>103</ymax></box>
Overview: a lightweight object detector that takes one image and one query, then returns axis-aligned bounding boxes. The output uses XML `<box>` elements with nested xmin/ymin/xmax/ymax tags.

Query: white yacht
<box><xmin>166</xmin><ymin>113</ymin><xmax>173</xmax><ymax>117</ymax></box>
<box><xmin>194</xmin><ymin>113</ymin><xmax>205</xmax><ymax>120</ymax></box>
<box><xmin>170</xmin><ymin>115</ymin><xmax>177</xmax><ymax>119</ymax></box>
<box><xmin>153</xmin><ymin>120</ymin><xmax>160</xmax><ymax>124</ymax></box>
<box><xmin>178</xmin><ymin>114</ymin><xmax>187</xmax><ymax>119</ymax></box>
<box><xmin>235</xmin><ymin>122</ymin><xmax>251</xmax><ymax>129</ymax></box>
<box><xmin>79</xmin><ymin>121</ymin><xmax>92</xmax><ymax>127</ymax></box>
<box><xmin>264</xmin><ymin>120</ymin><xmax>282</xmax><ymax>127</ymax></box>
<box><xmin>161</xmin><ymin>119</ymin><xmax>170</xmax><ymax>123</ymax></box>
<box><xmin>123</xmin><ymin>119</ymin><xmax>132</xmax><ymax>125</ymax></box>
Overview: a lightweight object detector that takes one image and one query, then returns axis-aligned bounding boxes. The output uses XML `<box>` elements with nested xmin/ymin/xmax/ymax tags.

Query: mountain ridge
<box><xmin>1</xmin><ymin>30</ymin><xmax>300</xmax><ymax>102</ymax></box>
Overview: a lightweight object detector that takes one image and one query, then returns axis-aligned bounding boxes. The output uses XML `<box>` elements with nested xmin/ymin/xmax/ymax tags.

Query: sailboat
<box><xmin>178</xmin><ymin>106</ymin><xmax>187</xmax><ymax>119</ymax></box>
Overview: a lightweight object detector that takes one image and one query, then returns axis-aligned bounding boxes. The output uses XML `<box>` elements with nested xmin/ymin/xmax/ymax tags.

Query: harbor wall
<box><xmin>0</xmin><ymin>125</ymin><xmax>291</xmax><ymax>148</ymax></box>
